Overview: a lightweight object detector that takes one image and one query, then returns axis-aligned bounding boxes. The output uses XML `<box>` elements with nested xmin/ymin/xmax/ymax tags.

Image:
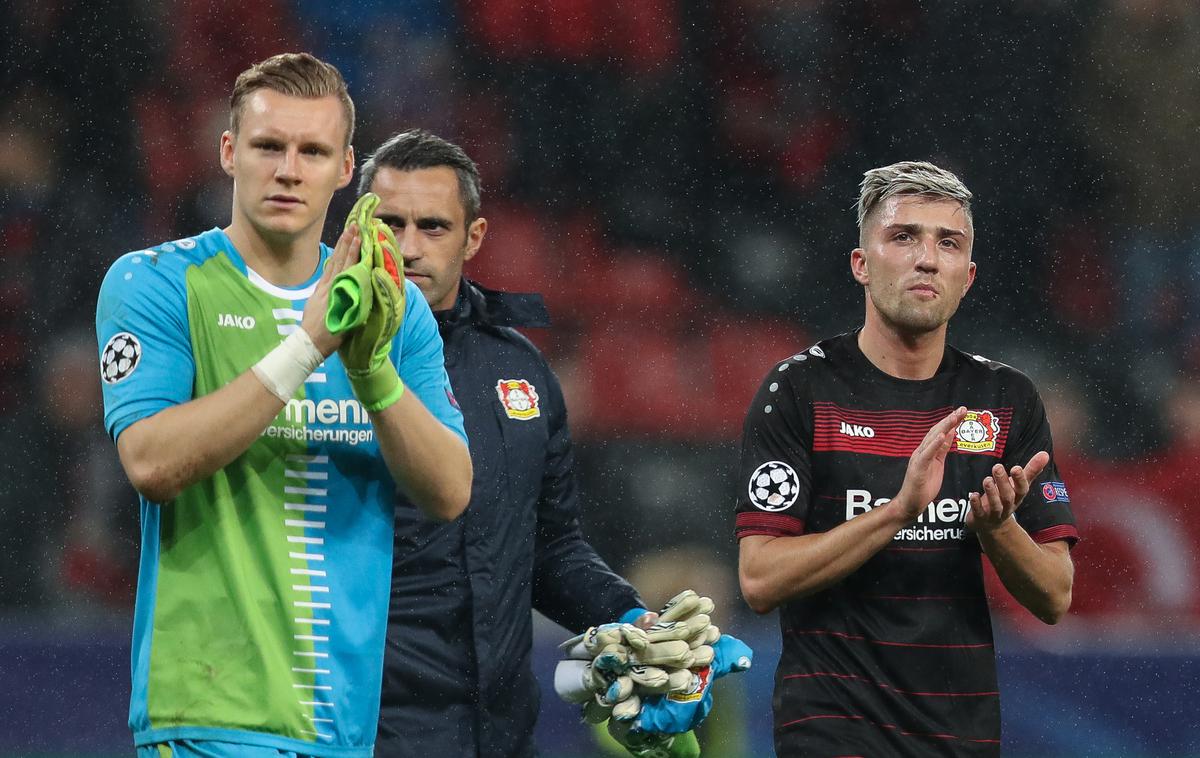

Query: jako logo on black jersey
<box><xmin>840</xmin><ymin>421</ymin><xmax>875</xmax><ymax>438</ymax></box>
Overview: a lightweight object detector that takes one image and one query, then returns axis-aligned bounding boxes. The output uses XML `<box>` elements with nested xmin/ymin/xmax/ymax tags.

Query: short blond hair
<box><xmin>229</xmin><ymin>52</ymin><xmax>355</xmax><ymax>148</ymax></box>
<box><xmin>856</xmin><ymin>160</ymin><xmax>973</xmax><ymax>236</ymax></box>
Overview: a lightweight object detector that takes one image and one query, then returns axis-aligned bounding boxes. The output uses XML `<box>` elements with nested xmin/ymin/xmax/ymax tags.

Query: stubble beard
<box><xmin>870</xmin><ymin>285</ymin><xmax>956</xmax><ymax>337</ymax></box>
<box><xmin>425</xmin><ymin>241</ymin><xmax>470</xmax><ymax>311</ymax></box>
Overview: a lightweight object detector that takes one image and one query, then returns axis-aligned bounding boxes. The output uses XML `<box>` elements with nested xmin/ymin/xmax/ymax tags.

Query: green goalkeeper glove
<box><xmin>607</xmin><ymin>720</ymin><xmax>701</xmax><ymax>758</ymax></box>
<box><xmin>328</xmin><ymin>193</ymin><xmax>381</xmax><ymax>333</ymax></box>
<box><xmin>329</xmin><ymin>193</ymin><xmax>407</xmax><ymax>412</ymax></box>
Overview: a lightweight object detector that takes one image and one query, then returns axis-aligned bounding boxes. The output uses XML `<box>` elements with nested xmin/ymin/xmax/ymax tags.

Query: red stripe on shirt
<box><xmin>1031</xmin><ymin>523</ymin><xmax>1078</xmax><ymax>546</ymax></box>
<box><xmin>811</xmin><ymin>402</ymin><xmax>1012</xmax><ymax>458</ymax></box>
<box><xmin>783</xmin><ymin>671</ymin><xmax>999</xmax><ymax>698</ymax></box>
<box><xmin>736</xmin><ymin>511</ymin><xmax>804</xmax><ymax>537</ymax></box>
<box><xmin>778</xmin><ymin>713</ymin><xmax>998</xmax><ymax>744</ymax></box>
<box><xmin>811</xmin><ymin>403</ymin><xmax>957</xmax><ymax>419</ymax></box>
<box><xmin>787</xmin><ymin>628</ymin><xmax>993</xmax><ymax>649</ymax></box>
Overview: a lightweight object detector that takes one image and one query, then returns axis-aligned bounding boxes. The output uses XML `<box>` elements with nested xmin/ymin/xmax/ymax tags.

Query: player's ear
<box><xmin>336</xmin><ymin>146</ymin><xmax>355</xmax><ymax>190</ymax></box>
<box><xmin>219</xmin><ymin>131</ymin><xmax>236</xmax><ymax>178</ymax></box>
<box><xmin>464</xmin><ymin>217</ymin><xmax>487</xmax><ymax>263</ymax></box>
<box><xmin>963</xmin><ymin>260</ymin><xmax>977</xmax><ymax>296</ymax></box>
<box><xmin>850</xmin><ymin>248</ymin><xmax>869</xmax><ymax>285</ymax></box>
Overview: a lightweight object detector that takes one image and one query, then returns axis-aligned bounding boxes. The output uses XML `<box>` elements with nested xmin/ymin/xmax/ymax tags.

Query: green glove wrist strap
<box><xmin>348</xmin><ymin>359</ymin><xmax>405</xmax><ymax>412</ymax></box>
<box><xmin>609</xmin><ymin>720</ymin><xmax>701</xmax><ymax>758</ymax></box>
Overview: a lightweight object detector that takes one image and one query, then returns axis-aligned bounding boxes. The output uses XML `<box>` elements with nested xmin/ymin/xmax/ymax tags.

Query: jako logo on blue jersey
<box><xmin>218</xmin><ymin>313</ymin><xmax>257</xmax><ymax>329</ymax></box>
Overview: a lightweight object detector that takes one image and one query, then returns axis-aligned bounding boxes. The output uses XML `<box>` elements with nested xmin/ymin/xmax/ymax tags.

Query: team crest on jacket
<box><xmin>496</xmin><ymin>379</ymin><xmax>541</xmax><ymax>420</ymax></box>
<box><xmin>956</xmin><ymin>410</ymin><xmax>1000</xmax><ymax>452</ymax></box>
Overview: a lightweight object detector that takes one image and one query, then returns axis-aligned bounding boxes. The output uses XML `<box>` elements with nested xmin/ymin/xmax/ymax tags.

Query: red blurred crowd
<box><xmin>2</xmin><ymin>0</ymin><xmax>1198</xmax><ymax>639</ymax></box>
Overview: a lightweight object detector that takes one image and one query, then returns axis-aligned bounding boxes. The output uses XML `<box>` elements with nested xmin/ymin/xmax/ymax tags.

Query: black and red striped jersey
<box><xmin>735</xmin><ymin>330</ymin><xmax>1078</xmax><ymax>757</ymax></box>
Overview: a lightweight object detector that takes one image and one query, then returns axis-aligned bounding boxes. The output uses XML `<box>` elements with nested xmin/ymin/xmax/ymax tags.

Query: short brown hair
<box><xmin>360</xmin><ymin>130</ymin><xmax>483</xmax><ymax>222</ymax></box>
<box><xmin>229</xmin><ymin>52</ymin><xmax>355</xmax><ymax>148</ymax></box>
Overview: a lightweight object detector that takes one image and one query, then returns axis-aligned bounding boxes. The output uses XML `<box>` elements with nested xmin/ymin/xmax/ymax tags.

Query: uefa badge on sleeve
<box><xmin>1041</xmin><ymin>481</ymin><xmax>1070</xmax><ymax>503</ymax></box>
<box><xmin>496</xmin><ymin>379</ymin><xmax>541</xmax><ymax>421</ymax></box>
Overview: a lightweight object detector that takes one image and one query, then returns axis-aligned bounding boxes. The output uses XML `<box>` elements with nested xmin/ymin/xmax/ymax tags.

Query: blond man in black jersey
<box><xmin>736</xmin><ymin>161</ymin><xmax>1077</xmax><ymax>757</ymax></box>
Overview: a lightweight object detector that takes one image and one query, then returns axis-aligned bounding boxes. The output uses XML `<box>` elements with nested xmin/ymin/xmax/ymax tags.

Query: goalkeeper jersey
<box><xmin>735</xmin><ymin>330</ymin><xmax>1078</xmax><ymax>758</ymax></box>
<box><xmin>95</xmin><ymin>227</ymin><xmax>466</xmax><ymax>757</ymax></box>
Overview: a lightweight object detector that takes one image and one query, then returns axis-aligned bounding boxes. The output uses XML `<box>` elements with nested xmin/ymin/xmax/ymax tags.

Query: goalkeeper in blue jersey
<box><xmin>96</xmin><ymin>54</ymin><xmax>471</xmax><ymax>757</ymax></box>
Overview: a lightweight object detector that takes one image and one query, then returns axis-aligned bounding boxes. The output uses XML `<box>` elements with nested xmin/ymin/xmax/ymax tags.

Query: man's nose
<box><xmin>915</xmin><ymin>238</ymin><xmax>938</xmax><ymax>271</ymax></box>
<box><xmin>276</xmin><ymin>148</ymin><xmax>300</xmax><ymax>183</ymax></box>
<box><xmin>399</xmin><ymin>227</ymin><xmax>421</xmax><ymax>262</ymax></box>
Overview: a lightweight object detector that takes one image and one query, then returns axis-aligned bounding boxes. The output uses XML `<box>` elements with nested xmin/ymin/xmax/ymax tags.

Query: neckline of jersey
<box><xmin>843</xmin><ymin>328</ymin><xmax>957</xmax><ymax>393</ymax></box>
<box><xmin>213</xmin><ymin>227</ymin><xmax>328</xmax><ymax>299</ymax></box>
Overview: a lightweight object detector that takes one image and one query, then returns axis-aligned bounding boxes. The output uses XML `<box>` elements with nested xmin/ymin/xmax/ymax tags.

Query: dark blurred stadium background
<box><xmin>2</xmin><ymin>0</ymin><xmax>1198</xmax><ymax>755</ymax></box>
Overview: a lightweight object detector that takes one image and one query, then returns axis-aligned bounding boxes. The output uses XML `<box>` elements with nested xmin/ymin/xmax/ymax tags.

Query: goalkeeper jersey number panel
<box><xmin>96</xmin><ymin>228</ymin><xmax>466</xmax><ymax>757</ymax></box>
<box><xmin>734</xmin><ymin>331</ymin><xmax>1078</xmax><ymax>758</ymax></box>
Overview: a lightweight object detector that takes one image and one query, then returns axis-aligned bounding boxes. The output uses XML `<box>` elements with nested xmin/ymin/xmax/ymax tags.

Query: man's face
<box><xmin>852</xmin><ymin>195</ymin><xmax>976</xmax><ymax>335</ymax></box>
<box><xmin>220</xmin><ymin>89</ymin><xmax>353</xmax><ymax>243</ymax></box>
<box><xmin>369</xmin><ymin>166</ymin><xmax>486</xmax><ymax>312</ymax></box>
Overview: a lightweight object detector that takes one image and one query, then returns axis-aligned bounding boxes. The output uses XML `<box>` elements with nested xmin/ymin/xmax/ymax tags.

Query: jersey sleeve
<box><xmin>96</xmin><ymin>251</ymin><xmax>195</xmax><ymax>441</ymax></box>
<box><xmin>1005</xmin><ymin>377</ymin><xmax>1079</xmax><ymax>547</ymax></box>
<box><xmin>394</xmin><ymin>279</ymin><xmax>467</xmax><ymax>445</ymax></box>
<box><xmin>735</xmin><ymin>364</ymin><xmax>813</xmax><ymax>539</ymax></box>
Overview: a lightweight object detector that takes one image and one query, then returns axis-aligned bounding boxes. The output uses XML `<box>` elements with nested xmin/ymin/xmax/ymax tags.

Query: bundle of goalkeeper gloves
<box><xmin>554</xmin><ymin>590</ymin><xmax>753</xmax><ymax>758</ymax></box>
<box><xmin>324</xmin><ymin>192</ymin><xmax>408</xmax><ymax>412</ymax></box>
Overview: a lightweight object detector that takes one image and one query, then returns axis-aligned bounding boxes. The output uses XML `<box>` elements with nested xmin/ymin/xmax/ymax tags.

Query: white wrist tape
<box><xmin>252</xmin><ymin>329</ymin><xmax>325</xmax><ymax>402</ymax></box>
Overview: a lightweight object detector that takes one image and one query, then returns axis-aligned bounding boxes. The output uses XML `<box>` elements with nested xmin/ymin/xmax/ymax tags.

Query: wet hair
<box><xmin>359</xmin><ymin>129</ymin><xmax>482</xmax><ymax>222</ymax></box>
<box><xmin>229</xmin><ymin>52</ymin><xmax>355</xmax><ymax>149</ymax></box>
<box><xmin>856</xmin><ymin>160</ymin><xmax>973</xmax><ymax>241</ymax></box>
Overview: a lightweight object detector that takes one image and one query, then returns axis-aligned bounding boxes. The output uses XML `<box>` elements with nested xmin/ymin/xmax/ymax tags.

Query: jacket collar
<box><xmin>434</xmin><ymin>277</ymin><xmax>551</xmax><ymax>331</ymax></box>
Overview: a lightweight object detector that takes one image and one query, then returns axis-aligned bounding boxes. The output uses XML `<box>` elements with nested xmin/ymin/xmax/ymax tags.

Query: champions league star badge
<box><xmin>955</xmin><ymin>410</ymin><xmax>1000</xmax><ymax>453</ymax></box>
<box><xmin>496</xmin><ymin>379</ymin><xmax>541</xmax><ymax>420</ymax></box>
<box><xmin>748</xmin><ymin>461</ymin><xmax>800</xmax><ymax>512</ymax></box>
<box><xmin>101</xmin><ymin>332</ymin><xmax>142</xmax><ymax>384</ymax></box>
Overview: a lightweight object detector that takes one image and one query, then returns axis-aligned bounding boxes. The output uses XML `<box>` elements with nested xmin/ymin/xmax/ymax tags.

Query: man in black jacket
<box><xmin>361</xmin><ymin>129</ymin><xmax>650</xmax><ymax>757</ymax></box>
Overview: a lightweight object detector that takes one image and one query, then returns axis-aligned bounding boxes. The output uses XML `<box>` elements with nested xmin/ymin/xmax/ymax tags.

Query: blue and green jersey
<box><xmin>96</xmin><ymin>227</ymin><xmax>466</xmax><ymax>757</ymax></box>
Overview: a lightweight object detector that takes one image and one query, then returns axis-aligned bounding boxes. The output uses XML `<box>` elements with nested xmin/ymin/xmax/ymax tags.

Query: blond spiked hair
<box><xmin>856</xmin><ymin>161</ymin><xmax>973</xmax><ymax>245</ymax></box>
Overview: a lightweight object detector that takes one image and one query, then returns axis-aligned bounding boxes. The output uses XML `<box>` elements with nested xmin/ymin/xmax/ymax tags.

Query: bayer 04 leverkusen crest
<box><xmin>955</xmin><ymin>409</ymin><xmax>1000</xmax><ymax>453</ymax></box>
<box><xmin>496</xmin><ymin>379</ymin><xmax>541</xmax><ymax>420</ymax></box>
